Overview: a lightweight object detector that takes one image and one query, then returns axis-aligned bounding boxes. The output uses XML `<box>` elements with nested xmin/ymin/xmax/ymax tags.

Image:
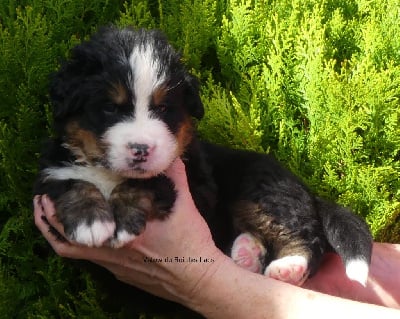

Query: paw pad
<box><xmin>264</xmin><ymin>255</ymin><xmax>309</xmax><ymax>286</ymax></box>
<box><xmin>231</xmin><ymin>233</ymin><xmax>267</xmax><ymax>273</ymax></box>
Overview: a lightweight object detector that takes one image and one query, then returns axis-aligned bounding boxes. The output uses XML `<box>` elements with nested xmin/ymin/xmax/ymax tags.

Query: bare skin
<box><xmin>303</xmin><ymin>244</ymin><xmax>400</xmax><ymax>308</ymax></box>
<box><xmin>34</xmin><ymin>159</ymin><xmax>400</xmax><ymax>318</ymax></box>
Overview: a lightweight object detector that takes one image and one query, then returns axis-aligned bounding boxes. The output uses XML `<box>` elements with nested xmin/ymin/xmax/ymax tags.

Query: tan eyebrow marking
<box><xmin>152</xmin><ymin>85</ymin><xmax>168</xmax><ymax>106</ymax></box>
<box><xmin>109</xmin><ymin>82</ymin><xmax>129</xmax><ymax>105</ymax></box>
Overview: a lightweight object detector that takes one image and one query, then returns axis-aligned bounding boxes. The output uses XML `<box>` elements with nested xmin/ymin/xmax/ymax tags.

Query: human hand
<box><xmin>34</xmin><ymin>158</ymin><xmax>400</xmax><ymax>311</ymax></box>
<box><xmin>304</xmin><ymin>244</ymin><xmax>400</xmax><ymax>309</ymax></box>
<box><xmin>33</xmin><ymin>158</ymin><xmax>229</xmax><ymax>305</ymax></box>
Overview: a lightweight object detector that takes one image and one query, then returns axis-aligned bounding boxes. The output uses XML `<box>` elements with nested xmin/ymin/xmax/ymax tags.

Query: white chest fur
<box><xmin>43</xmin><ymin>166</ymin><xmax>124</xmax><ymax>199</ymax></box>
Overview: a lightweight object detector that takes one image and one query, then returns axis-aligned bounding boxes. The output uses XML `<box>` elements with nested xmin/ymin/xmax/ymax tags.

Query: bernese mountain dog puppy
<box><xmin>34</xmin><ymin>26</ymin><xmax>372</xmax><ymax>286</ymax></box>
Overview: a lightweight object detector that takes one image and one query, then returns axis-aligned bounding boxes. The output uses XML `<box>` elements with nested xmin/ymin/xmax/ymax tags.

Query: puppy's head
<box><xmin>50</xmin><ymin>27</ymin><xmax>203</xmax><ymax>178</ymax></box>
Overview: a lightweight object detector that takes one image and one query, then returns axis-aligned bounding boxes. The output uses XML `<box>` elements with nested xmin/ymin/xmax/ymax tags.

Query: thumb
<box><xmin>164</xmin><ymin>158</ymin><xmax>199</xmax><ymax>210</ymax></box>
<box><xmin>165</xmin><ymin>158</ymin><xmax>190</xmax><ymax>193</ymax></box>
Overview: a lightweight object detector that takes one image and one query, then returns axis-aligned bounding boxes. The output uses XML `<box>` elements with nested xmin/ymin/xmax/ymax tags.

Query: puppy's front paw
<box><xmin>110</xmin><ymin>207</ymin><xmax>147</xmax><ymax>248</ymax></box>
<box><xmin>109</xmin><ymin>183</ymin><xmax>150</xmax><ymax>248</ymax></box>
<box><xmin>69</xmin><ymin>219</ymin><xmax>116</xmax><ymax>247</ymax></box>
<box><xmin>108</xmin><ymin>177</ymin><xmax>176</xmax><ymax>248</ymax></box>
<box><xmin>54</xmin><ymin>181</ymin><xmax>115</xmax><ymax>247</ymax></box>
<box><xmin>264</xmin><ymin>255</ymin><xmax>309</xmax><ymax>286</ymax></box>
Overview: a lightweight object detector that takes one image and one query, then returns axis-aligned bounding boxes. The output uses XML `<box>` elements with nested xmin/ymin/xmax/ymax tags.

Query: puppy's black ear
<box><xmin>49</xmin><ymin>31</ymin><xmax>106</xmax><ymax>121</ymax></box>
<box><xmin>184</xmin><ymin>74</ymin><xmax>204</xmax><ymax>120</ymax></box>
<box><xmin>49</xmin><ymin>66</ymin><xmax>85</xmax><ymax>121</ymax></box>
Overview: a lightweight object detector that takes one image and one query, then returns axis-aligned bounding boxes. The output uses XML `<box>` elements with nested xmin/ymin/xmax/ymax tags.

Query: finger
<box><xmin>33</xmin><ymin>195</ymin><xmax>45</xmax><ymax>229</ymax></box>
<box><xmin>164</xmin><ymin>158</ymin><xmax>199</xmax><ymax>212</ymax></box>
<box><xmin>39</xmin><ymin>195</ymin><xmax>68</xmax><ymax>238</ymax></box>
<box><xmin>33</xmin><ymin>195</ymin><xmax>56</xmax><ymax>235</ymax></box>
<box><xmin>34</xmin><ymin>195</ymin><xmax>74</xmax><ymax>253</ymax></box>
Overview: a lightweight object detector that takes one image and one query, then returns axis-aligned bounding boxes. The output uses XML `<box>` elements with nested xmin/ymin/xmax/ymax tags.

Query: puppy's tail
<box><xmin>315</xmin><ymin>197</ymin><xmax>373</xmax><ymax>286</ymax></box>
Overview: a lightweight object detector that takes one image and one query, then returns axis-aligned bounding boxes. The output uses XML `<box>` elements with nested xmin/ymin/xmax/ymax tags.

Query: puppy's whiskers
<box><xmin>166</xmin><ymin>79</ymin><xmax>183</xmax><ymax>91</ymax></box>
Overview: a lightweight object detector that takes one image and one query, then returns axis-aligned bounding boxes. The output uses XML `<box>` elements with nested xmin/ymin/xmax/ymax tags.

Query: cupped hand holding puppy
<box><xmin>34</xmin><ymin>158</ymin><xmax>224</xmax><ymax>305</ymax></box>
<box><xmin>34</xmin><ymin>159</ymin><xmax>400</xmax><ymax>319</ymax></box>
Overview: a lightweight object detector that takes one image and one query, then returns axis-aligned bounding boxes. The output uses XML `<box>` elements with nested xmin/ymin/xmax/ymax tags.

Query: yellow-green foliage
<box><xmin>202</xmin><ymin>0</ymin><xmax>400</xmax><ymax>242</ymax></box>
<box><xmin>0</xmin><ymin>0</ymin><xmax>399</xmax><ymax>318</ymax></box>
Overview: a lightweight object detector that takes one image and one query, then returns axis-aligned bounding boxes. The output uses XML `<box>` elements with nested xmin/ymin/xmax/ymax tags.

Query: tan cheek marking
<box><xmin>64</xmin><ymin>121</ymin><xmax>105</xmax><ymax>164</ymax></box>
<box><xmin>176</xmin><ymin>116</ymin><xmax>194</xmax><ymax>156</ymax></box>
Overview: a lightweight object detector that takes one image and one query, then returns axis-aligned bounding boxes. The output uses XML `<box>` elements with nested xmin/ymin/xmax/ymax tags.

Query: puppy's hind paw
<box><xmin>231</xmin><ymin>233</ymin><xmax>267</xmax><ymax>274</ymax></box>
<box><xmin>264</xmin><ymin>255</ymin><xmax>309</xmax><ymax>286</ymax></box>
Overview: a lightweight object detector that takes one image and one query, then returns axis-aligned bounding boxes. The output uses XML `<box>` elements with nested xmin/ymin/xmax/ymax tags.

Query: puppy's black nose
<box><xmin>128</xmin><ymin>143</ymin><xmax>150</xmax><ymax>158</ymax></box>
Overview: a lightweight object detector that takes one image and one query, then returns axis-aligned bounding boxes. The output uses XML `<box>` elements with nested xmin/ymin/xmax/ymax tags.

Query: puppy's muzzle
<box><xmin>128</xmin><ymin>143</ymin><xmax>151</xmax><ymax>163</ymax></box>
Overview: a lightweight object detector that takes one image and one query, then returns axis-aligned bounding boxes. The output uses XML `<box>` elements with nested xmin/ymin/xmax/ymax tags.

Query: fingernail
<box><xmin>34</xmin><ymin>195</ymin><xmax>43</xmax><ymax>209</ymax></box>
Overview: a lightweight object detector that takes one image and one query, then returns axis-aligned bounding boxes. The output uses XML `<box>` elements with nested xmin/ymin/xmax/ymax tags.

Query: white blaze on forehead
<box><xmin>99</xmin><ymin>42</ymin><xmax>178</xmax><ymax>178</ymax></box>
<box><xmin>129</xmin><ymin>43</ymin><xmax>166</xmax><ymax>115</ymax></box>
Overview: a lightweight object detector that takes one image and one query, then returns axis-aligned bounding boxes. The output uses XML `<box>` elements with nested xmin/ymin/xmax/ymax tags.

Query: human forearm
<box><xmin>187</xmin><ymin>256</ymin><xmax>400</xmax><ymax>319</ymax></box>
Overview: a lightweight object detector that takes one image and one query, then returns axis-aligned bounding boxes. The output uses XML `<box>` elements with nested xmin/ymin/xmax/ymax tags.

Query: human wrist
<box><xmin>182</xmin><ymin>252</ymin><xmax>239</xmax><ymax>317</ymax></box>
<box><xmin>167</xmin><ymin>245</ymin><xmax>230</xmax><ymax>310</ymax></box>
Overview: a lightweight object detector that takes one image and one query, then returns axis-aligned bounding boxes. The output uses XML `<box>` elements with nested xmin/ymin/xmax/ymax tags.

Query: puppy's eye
<box><xmin>157</xmin><ymin>104</ymin><xmax>168</xmax><ymax>113</ymax></box>
<box><xmin>103</xmin><ymin>103</ymin><xmax>118</xmax><ymax>115</ymax></box>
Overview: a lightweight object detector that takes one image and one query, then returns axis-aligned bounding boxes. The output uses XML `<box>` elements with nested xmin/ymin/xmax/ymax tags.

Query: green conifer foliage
<box><xmin>0</xmin><ymin>0</ymin><xmax>399</xmax><ymax>317</ymax></box>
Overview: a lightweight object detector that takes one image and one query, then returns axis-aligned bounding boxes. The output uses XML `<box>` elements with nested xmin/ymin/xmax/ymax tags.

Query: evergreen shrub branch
<box><xmin>0</xmin><ymin>0</ymin><xmax>399</xmax><ymax>317</ymax></box>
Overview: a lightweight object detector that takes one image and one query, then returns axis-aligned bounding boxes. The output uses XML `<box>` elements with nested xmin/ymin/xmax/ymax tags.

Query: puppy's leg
<box><xmin>231</xmin><ymin>232</ymin><xmax>310</xmax><ymax>285</ymax></box>
<box><xmin>263</xmin><ymin>241</ymin><xmax>312</xmax><ymax>286</ymax></box>
<box><xmin>109</xmin><ymin>182</ymin><xmax>151</xmax><ymax>247</ymax></box>
<box><xmin>51</xmin><ymin>180</ymin><xmax>115</xmax><ymax>247</ymax></box>
<box><xmin>232</xmin><ymin>200</ymin><xmax>320</xmax><ymax>286</ymax></box>
<box><xmin>231</xmin><ymin>233</ymin><xmax>267</xmax><ymax>274</ymax></box>
<box><xmin>109</xmin><ymin>175</ymin><xmax>176</xmax><ymax>247</ymax></box>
